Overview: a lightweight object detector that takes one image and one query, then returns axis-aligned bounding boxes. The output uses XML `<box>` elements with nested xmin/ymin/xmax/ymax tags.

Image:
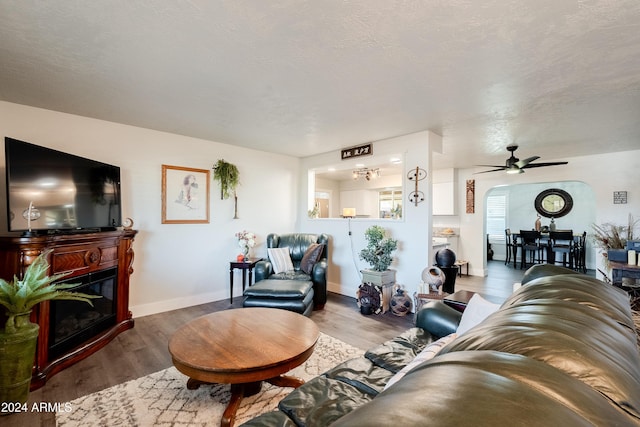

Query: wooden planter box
<box><xmin>361</xmin><ymin>269</ymin><xmax>396</xmax><ymax>313</ymax></box>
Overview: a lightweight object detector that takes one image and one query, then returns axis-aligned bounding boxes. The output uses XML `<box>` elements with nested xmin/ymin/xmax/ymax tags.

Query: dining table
<box><xmin>509</xmin><ymin>230</ymin><xmax>585</xmax><ymax>270</ymax></box>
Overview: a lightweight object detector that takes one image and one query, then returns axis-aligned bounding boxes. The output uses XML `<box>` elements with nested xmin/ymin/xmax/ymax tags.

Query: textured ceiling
<box><xmin>1</xmin><ymin>1</ymin><xmax>640</xmax><ymax>168</ymax></box>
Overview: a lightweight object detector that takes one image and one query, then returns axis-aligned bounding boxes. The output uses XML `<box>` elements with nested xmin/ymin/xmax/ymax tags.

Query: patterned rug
<box><xmin>56</xmin><ymin>333</ymin><xmax>364</xmax><ymax>427</ymax></box>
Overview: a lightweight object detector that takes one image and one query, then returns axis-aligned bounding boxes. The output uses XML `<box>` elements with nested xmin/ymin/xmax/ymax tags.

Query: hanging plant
<box><xmin>212</xmin><ymin>159</ymin><xmax>241</xmax><ymax>218</ymax></box>
<box><xmin>212</xmin><ymin>159</ymin><xmax>240</xmax><ymax>200</ymax></box>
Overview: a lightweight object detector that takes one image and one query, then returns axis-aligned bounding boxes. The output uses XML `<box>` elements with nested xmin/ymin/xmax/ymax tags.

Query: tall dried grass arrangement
<box><xmin>591</xmin><ymin>214</ymin><xmax>638</xmax><ymax>251</ymax></box>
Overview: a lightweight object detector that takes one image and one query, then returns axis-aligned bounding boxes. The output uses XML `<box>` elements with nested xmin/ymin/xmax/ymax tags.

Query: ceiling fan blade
<box><xmin>475</xmin><ymin>165</ymin><xmax>507</xmax><ymax>168</ymax></box>
<box><xmin>521</xmin><ymin>161</ymin><xmax>569</xmax><ymax>169</ymax></box>
<box><xmin>474</xmin><ymin>168</ymin><xmax>507</xmax><ymax>174</ymax></box>
<box><xmin>515</xmin><ymin>156</ymin><xmax>540</xmax><ymax>169</ymax></box>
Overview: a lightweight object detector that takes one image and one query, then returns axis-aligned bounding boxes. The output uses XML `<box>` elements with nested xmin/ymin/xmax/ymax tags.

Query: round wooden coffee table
<box><xmin>168</xmin><ymin>307</ymin><xmax>319</xmax><ymax>427</ymax></box>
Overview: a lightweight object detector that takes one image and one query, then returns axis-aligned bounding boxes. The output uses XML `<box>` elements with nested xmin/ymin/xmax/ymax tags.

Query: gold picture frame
<box><xmin>161</xmin><ymin>165</ymin><xmax>210</xmax><ymax>224</ymax></box>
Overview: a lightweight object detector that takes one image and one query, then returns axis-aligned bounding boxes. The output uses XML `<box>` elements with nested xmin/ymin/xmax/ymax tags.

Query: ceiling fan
<box><xmin>475</xmin><ymin>145</ymin><xmax>568</xmax><ymax>174</ymax></box>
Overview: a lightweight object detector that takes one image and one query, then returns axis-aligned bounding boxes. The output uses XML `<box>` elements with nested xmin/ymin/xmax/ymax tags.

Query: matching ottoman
<box><xmin>243</xmin><ymin>279</ymin><xmax>315</xmax><ymax>317</ymax></box>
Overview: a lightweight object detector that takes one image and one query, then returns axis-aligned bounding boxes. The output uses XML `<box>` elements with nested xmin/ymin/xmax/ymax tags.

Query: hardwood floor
<box><xmin>3</xmin><ymin>261</ymin><xmax>526</xmax><ymax>427</ymax></box>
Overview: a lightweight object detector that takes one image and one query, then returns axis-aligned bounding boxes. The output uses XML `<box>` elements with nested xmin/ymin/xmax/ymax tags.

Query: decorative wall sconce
<box><xmin>352</xmin><ymin>168</ymin><xmax>380</xmax><ymax>181</ymax></box>
<box><xmin>407</xmin><ymin>167</ymin><xmax>427</xmax><ymax>206</ymax></box>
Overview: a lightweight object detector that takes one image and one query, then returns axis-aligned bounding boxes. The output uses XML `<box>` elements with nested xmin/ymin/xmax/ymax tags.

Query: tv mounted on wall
<box><xmin>4</xmin><ymin>137</ymin><xmax>122</xmax><ymax>235</ymax></box>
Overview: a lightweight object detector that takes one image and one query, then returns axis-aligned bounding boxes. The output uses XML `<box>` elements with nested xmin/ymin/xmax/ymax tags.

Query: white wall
<box><xmin>299</xmin><ymin>131</ymin><xmax>440</xmax><ymax>299</ymax></box>
<box><xmin>456</xmin><ymin>150</ymin><xmax>640</xmax><ymax>278</ymax></box>
<box><xmin>3</xmin><ymin>101</ymin><xmax>637</xmax><ymax>313</ymax></box>
<box><xmin>0</xmin><ymin>101</ymin><xmax>299</xmax><ymax>317</ymax></box>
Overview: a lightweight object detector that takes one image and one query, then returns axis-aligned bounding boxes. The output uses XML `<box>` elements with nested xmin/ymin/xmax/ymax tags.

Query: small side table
<box><xmin>609</xmin><ymin>261</ymin><xmax>640</xmax><ymax>309</ymax></box>
<box><xmin>229</xmin><ymin>258</ymin><xmax>262</xmax><ymax>303</ymax></box>
<box><xmin>443</xmin><ymin>290</ymin><xmax>476</xmax><ymax>312</ymax></box>
<box><xmin>609</xmin><ymin>261</ymin><xmax>640</xmax><ymax>285</ymax></box>
<box><xmin>454</xmin><ymin>260</ymin><xmax>469</xmax><ymax>277</ymax></box>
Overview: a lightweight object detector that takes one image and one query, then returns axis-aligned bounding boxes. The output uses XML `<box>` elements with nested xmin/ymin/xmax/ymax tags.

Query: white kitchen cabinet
<box><xmin>340</xmin><ymin>190</ymin><xmax>377</xmax><ymax>217</ymax></box>
<box><xmin>432</xmin><ymin>168</ymin><xmax>458</xmax><ymax>215</ymax></box>
<box><xmin>433</xmin><ymin>182</ymin><xmax>456</xmax><ymax>215</ymax></box>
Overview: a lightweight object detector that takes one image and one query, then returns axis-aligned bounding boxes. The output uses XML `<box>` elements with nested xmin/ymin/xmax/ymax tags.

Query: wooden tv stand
<box><xmin>0</xmin><ymin>229</ymin><xmax>138</xmax><ymax>390</ymax></box>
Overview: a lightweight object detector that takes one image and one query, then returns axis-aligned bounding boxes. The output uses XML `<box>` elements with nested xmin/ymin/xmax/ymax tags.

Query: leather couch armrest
<box><xmin>415</xmin><ymin>301</ymin><xmax>462</xmax><ymax>338</ymax></box>
<box><xmin>521</xmin><ymin>263</ymin><xmax>576</xmax><ymax>284</ymax></box>
<box><xmin>312</xmin><ymin>258</ymin><xmax>327</xmax><ymax>283</ymax></box>
<box><xmin>254</xmin><ymin>260</ymin><xmax>272</xmax><ymax>282</ymax></box>
<box><xmin>311</xmin><ymin>258</ymin><xmax>328</xmax><ymax>307</ymax></box>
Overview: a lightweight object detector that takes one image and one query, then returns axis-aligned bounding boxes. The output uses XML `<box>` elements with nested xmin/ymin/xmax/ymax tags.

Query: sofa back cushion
<box><xmin>332</xmin><ymin>351</ymin><xmax>640</xmax><ymax>426</ymax></box>
<box><xmin>440</xmin><ymin>274</ymin><xmax>640</xmax><ymax>419</ymax></box>
<box><xmin>502</xmin><ymin>274</ymin><xmax>634</xmax><ymax>326</ymax></box>
<box><xmin>267</xmin><ymin>233</ymin><xmax>328</xmax><ymax>268</ymax></box>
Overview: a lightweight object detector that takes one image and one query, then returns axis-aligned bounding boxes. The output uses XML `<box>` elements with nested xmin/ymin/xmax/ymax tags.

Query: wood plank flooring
<box><xmin>3</xmin><ymin>261</ymin><xmax>525</xmax><ymax>427</ymax></box>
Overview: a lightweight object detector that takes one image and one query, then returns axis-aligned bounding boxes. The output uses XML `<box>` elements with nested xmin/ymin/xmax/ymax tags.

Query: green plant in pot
<box><xmin>0</xmin><ymin>250</ymin><xmax>99</xmax><ymax>404</ymax></box>
<box><xmin>212</xmin><ymin>159</ymin><xmax>240</xmax><ymax>218</ymax></box>
<box><xmin>359</xmin><ymin>225</ymin><xmax>398</xmax><ymax>272</ymax></box>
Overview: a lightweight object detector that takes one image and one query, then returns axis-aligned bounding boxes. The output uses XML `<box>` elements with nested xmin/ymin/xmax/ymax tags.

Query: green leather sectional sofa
<box><xmin>242</xmin><ymin>264</ymin><xmax>640</xmax><ymax>426</ymax></box>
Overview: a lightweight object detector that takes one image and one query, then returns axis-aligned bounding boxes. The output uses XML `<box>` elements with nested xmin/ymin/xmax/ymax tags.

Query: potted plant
<box><xmin>360</xmin><ymin>225</ymin><xmax>398</xmax><ymax>272</ymax></box>
<box><xmin>358</xmin><ymin>226</ymin><xmax>398</xmax><ymax>313</ymax></box>
<box><xmin>0</xmin><ymin>250</ymin><xmax>99</xmax><ymax>404</ymax></box>
<box><xmin>308</xmin><ymin>204</ymin><xmax>319</xmax><ymax>219</ymax></box>
<box><xmin>212</xmin><ymin>159</ymin><xmax>240</xmax><ymax>218</ymax></box>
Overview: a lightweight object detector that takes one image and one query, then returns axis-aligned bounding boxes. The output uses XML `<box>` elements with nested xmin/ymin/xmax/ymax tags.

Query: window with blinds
<box><xmin>379</xmin><ymin>189</ymin><xmax>402</xmax><ymax>219</ymax></box>
<box><xmin>486</xmin><ymin>194</ymin><xmax>507</xmax><ymax>241</ymax></box>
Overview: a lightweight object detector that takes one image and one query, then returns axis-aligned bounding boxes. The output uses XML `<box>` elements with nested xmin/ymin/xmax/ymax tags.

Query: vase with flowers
<box><xmin>235</xmin><ymin>230</ymin><xmax>257</xmax><ymax>260</ymax></box>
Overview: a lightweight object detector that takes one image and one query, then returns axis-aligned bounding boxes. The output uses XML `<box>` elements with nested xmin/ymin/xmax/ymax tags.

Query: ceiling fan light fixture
<box><xmin>506</xmin><ymin>166</ymin><xmax>523</xmax><ymax>174</ymax></box>
<box><xmin>475</xmin><ymin>145</ymin><xmax>567</xmax><ymax>175</ymax></box>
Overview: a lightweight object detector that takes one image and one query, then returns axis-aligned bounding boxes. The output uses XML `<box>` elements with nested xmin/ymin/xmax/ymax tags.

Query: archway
<box><xmin>485</xmin><ymin>181</ymin><xmax>596</xmax><ymax>269</ymax></box>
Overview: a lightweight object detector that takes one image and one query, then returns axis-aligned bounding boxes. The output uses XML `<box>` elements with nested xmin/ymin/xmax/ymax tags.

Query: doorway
<box><xmin>485</xmin><ymin>181</ymin><xmax>596</xmax><ymax>269</ymax></box>
<box><xmin>314</xmin><ymin>191</ymin><xmax>331</xmax><ymax>218</ymax></box>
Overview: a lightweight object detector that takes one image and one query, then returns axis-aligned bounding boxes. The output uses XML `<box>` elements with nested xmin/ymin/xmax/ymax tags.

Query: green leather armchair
<box><xmin>254</xmin><ymin>233</ymin><xmax>329</xmax><ymax>309</ymax></box>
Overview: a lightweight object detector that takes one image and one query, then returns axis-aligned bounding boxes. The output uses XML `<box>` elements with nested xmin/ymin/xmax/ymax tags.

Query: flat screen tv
<box><xmin>4</xmin><ymin>137</ymin><xmax>122</xmax><ymax>235</ymax></box>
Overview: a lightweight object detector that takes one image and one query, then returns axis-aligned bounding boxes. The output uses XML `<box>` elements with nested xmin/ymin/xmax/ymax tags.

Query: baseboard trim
<box><xmin>132</xmin><ymin>291</ymin><xmax>223</xmax><ymax>318</ymax></box>
<box><xmin>133</xmin><ymin>283</ymin><xmax>358</xmax><ymax>318</ymax></box>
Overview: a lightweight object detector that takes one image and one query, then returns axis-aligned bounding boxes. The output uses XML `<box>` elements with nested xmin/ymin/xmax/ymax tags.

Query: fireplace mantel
<box><xmin>0</xmin><ymin>229</ymin><xmax>138</xmax><ymax>389</ymax></box>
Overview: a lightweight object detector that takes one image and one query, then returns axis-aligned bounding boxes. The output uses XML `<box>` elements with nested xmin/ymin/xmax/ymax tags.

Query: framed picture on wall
<box><xmin>161</xmin><ymin>165</ymin><xmax>210</xmax><ymax>224</ymax></box>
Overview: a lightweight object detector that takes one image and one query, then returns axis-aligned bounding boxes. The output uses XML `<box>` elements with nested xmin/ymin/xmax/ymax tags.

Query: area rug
<box><xmin>56</xmin><ymin>333</ymin><xmax>364</xmax><ymax>427</ymax></box>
